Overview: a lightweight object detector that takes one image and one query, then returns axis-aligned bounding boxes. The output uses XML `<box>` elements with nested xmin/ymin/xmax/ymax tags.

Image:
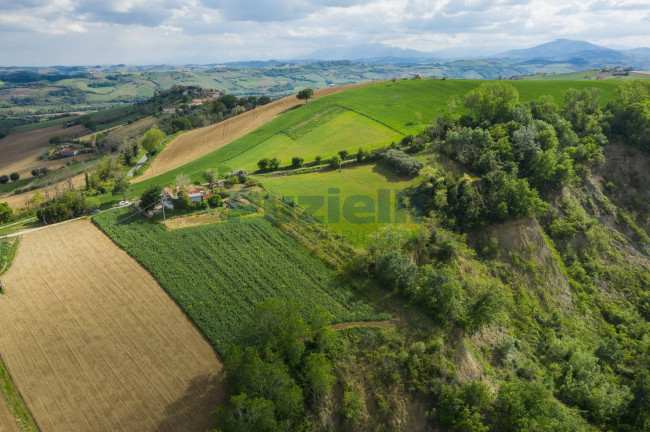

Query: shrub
<box><xmin>0</xmin><ymin>175</ymin><xmax>8</xmax><ymax>184</ymax></box>
<box><xmin>207</xmin><ymin>194</ymin><xmax>222</xmax><ymax>208</ymax></box>
<box><xmin>291</xmin><ymin>156</ymin><xmax>304</xmax><ymax>168</ymax></box>
<box><xmin>383</xmin><ymin>149</ymin><xmax>424</xmax><ymax>175</ymax></box>
<box><xmin>338</xmin><ymin>150</ymin><xmax>349</xmax><ymax>160</ymax></box>
<box><xmin>257</xmin><ymin>158</ymin><xmax>269</xmax><ymax>171</ymax></box>
<box><xmin>329</xmin><ymin>155</ymin><xmax>341</xmax><ymax>169</ymax></box>
<box><xmin>375</xmin><ymin>250</ymin><xmax>417</xmax><ymax>295</ymax></box>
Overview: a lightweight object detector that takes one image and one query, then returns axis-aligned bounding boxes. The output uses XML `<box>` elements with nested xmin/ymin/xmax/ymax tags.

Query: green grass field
<box><xmin>93</xmin><ymin>211</ymin><xmax>388</xmax><ymax>352</ymax></box>
<box><xmin>262</xmin><ymin>163</ymin><xmax>421</xmax><ymax>238</ymax></box>
<box><xmin>126</xmin><ymin>78</ymin><xmax>626</xmax><ymax>200</ymax></box>
<box><xmin>8</xmin><ymin>115</ymin><xmax>77</xmax><ymax>135</ymax></box>
<box><xmin>228</xmin><ymin>109</ymin><xmax>402</xmax><ymax>171</ymax></box>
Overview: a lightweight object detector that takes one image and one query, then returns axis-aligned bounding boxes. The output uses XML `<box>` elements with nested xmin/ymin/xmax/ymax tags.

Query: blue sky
<box><xmin>0</xmin><ymin>0</ymin><xmax>648</xmax><ymax>65</ymax></box>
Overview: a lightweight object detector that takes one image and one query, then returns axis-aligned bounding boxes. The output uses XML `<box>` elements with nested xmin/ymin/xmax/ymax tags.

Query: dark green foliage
<box><xmin>417</xmin><ymin>265</ymin><xmax>463</xmax><ymax>322</ymax></box>
<box><xmin>383</xmin><ymin>149</ymin><xmax>424</xmax><ymax>175</ymax></box>
<box><xmin>329</xmin><ymin>154</ymin><xmax>341</xmax><ymax>169</ymax></box>
<box><xmin>139</xmin><ymin>184</ymin><xmax>162</xmax><ymax>210</ymax></box>
<box><xmin>607</xmin><ymin>80</ymin><xmax>650</xmax><ymax>151</ymax></box>
<box><xmin>433</xmin><ymin>382</ymin><xmax>492</xmax><ymax>432</ymax></box>
<box><xmin>9</xmin><ymin>173</ymin><xmax>19</xmax><ymax>182</ymax></box>
<box><xmin>464</xmin><ymin>82</ymin><xmax>520</xmax><ymax>124</ymax></box>
<box><xmin>291</xmin><ymin>156</ymin><xmax>304</xmax><ymax>168</ymax></box>
<box><xmin>0</xmin><ymin>202</ymin><xmax>13</xmax><ymax>224</ymax></box>
<box><xmin>217</xmin><ymin>300</ymin><xmax>339</xmax><ymax>431</ymax></box>
<box><xmin>207</xmin><ymin>194</ymin><xmax>222</xmax><ymax>208</ymax></box>
<box><xmin>338</xmin><ymin>149</ymin><xmax>349</xmax><ymax>160</ymax></box>
<box><xmin>375</xmin><ymin>250</ymin><xmax>418</xmax><ymax>295</ymax></box>
<box><xmin>296</xmin><ymin>88</ymin><xmax>314</xmax><ymax>102</ymax></box>
<box><xmin>0</xmin><ymin>175</ymin><xmax>7</xmax><ymax>184</ymax></box>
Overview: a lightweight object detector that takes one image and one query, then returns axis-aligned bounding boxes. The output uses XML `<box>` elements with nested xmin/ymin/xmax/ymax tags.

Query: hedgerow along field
<box><xmin>93</xmin><ymin>210</ymin><xmax>388</xmax><ymax>352</ymax></box>
<box><xmin>122</xmin><ymin>78</ymin><xmax>625</xmax><ymax>201</ymax></box>
<box><xmin>262</xmin><ymin>163</ymin><xmax>422</xmax><ymax>237</ymax></box>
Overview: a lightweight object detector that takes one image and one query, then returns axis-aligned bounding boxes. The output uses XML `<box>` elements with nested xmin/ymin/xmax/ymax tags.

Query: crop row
<box><xmin>94</xmin><ymin>210</ymin><xmax>387</xmax><ymax>352</ymax></box>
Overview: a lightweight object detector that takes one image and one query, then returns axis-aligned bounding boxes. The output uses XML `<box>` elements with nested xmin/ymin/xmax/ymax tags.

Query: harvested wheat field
<box><xmin>0</xmin><ymin>124</ymin><xmax>89</xmax><ymax>179</ymax></box>
<box><xmin>135</xmin><ymin>81</ymin><xmax>379</xmax><ymax>182</ymax></box>
<box><xmin>0</xmin><ymin>219</ymin><xmax>225</xmax><ymax>432</ymax></box>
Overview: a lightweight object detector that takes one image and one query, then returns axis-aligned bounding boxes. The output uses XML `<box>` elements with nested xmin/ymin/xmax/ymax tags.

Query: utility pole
<box><xmin>161</xmin><ymin>194</ymin><xmax>166</xmax><ymax>226</ymax></box>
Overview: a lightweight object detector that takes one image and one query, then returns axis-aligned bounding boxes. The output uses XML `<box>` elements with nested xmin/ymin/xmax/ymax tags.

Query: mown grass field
<box><xmin>93</xmin><ymin>211</ymin><xmax>388</xmax><ymax>352</ymax></box>
<box><xmin>124</xmin><ymin>78</ymin><xmax>625</xmax><ymax>201</ymax></box>
<box><xmin>227</xmin><ymin>109</ymin><xmax>402</xmax><ymax>171</ymax></box>
<box><xmin>262</xmin><ymin>163</ymin><xmax>422</xmax><ymax>238</ymax></box>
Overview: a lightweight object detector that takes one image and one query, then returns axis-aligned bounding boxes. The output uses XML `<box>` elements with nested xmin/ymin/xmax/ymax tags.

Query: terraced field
<box><xmin>0</xmin><ymin>219</ymin><xmax>225</xmax><ymax>432</ymax></box>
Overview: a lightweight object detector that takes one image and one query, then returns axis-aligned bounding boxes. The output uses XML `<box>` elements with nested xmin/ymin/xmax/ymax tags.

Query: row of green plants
<box><xmin>93</xmin><ymin>211</ymin><xmax>387</xmax><ymax>353</ymax></box>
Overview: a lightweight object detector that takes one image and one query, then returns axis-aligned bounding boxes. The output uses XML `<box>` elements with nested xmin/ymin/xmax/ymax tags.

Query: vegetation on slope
<box><xmin>93</xmin><ymin>211</ymin><xmax>387</xmax><ymax>353</ymax></box>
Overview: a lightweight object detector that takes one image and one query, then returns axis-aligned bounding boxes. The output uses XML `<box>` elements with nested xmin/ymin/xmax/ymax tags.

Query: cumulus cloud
<box><xmin>0</xmin><ymin>0</ymin><xmax>647</xmax><ymax>65</ymax></box>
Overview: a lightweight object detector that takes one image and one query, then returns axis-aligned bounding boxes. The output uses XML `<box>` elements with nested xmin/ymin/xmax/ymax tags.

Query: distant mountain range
<box><xmin>300</xmin><ymin>39</ymin><xmax>650</xmax><ymax>70</ymax></box>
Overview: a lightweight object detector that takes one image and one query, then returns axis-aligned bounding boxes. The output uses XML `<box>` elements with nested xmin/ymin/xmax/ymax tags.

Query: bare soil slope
<box><xmin>0</xmin><ymin>124</ymin><xmax>88</xmax><ymax>178</ymax></box>
<box><xmin>135</xmin><ymin>82</ymin><xmax>378</xmax><ymax>182</ymax></box>
<box><xmin>0</xmin><ymin>219</ymin><xmax>225</xmax><ymax>432</ymax></box>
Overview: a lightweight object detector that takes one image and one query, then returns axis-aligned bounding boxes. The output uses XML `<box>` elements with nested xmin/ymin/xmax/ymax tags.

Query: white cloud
<box><xmin>0</xmin><ymin>0</ymin><xmax>647</xmax><ymax>65</ymax></box>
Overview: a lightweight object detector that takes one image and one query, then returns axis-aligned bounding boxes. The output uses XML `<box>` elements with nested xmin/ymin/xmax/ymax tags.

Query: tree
<box><xmin>302</xmin><ymin>353</ymin><xmax>336</xmax><ymax>402</ymax></box>
<box><xmin>0</xmin><ymin>202</ymin><xmax>13</xmax><ymax>224</ymax></box>
<box><xmin>175</xmin><ymin>173</ymin><xmax>190</xmax><ymax>187</ymax></box>
<box><xmin>329</xmin><ymin>155</ymin><xmax>341</xmax><ymax>169</ymax></box>
<box><xmin>338</xmin><ymin>149</ymin><xmax>349</xmax><ymax>160</ymax></box>
<box><xmin>314</xmin><ymin>155</ymin><xmax>322</xmax><ymax>164</ymax></box>
<box><xmin>297</xmin><ymin>88</ymin><xmax>314</xmax><ymax>103</ymax></box>
<box><xmin>203</xmin><ymin>168</ymin><xmax>218</xmax><ymax>183</ymax></box>
<box><xmin>219</xmin><ymin>94</ymin><xmax>239</xmax><ymax>109</ymax></box>
<box><xmin>291</xmin><ymin>157</ymin><xmax>304</xmax><ymax>168</ymax></box>
<box><xmin>356</xmin><ymin>148</ymin><xmax>366</xmax><ymax>163</ymax></box>
<box><xmin>376</xmin><ymin>250</ymin><xmax>418</xmax><ymax>295</ymax></box>
<box><xmin>464</xmin><ymin>82</ymin><xmax>520</xmax><ymax>124</ymax></box>
<box><xmin>170</xmin><ymin>118</ymin><xmax>191</xmax><ymax>133</ymax></box>
<box><xmin>112</xmin><ymin>172</ymin><xmax>132</xmax><ymax>200</ymax></box>
<box><xmin>268</xmin><ymin>157</ymin><xmax>280</xmax><ymax>170</ymax></box>
<box><xmin>140</xmin><ymin>127</ymin><xmax>165</xmax><ymax>154</ymax></box>
<box><xmin>139</xmin><ymin>185</ymin><xmax>162</xmax><ymax>210</ymax></box>
<box><xmin>258</xmin><ymin>158</ymin><xmax>270</xmax><ymax>171</ymax></box>
<box><xmin>462</xmin><ymin>287</ymin><xmax>501</xmax><ymax>334</ymax></box>
<box><xmin>216</xmin><ymin>393</ymin><xmax>277</xmax><ymax>432</ymax></box>
<box><xmin>207</xmin><ymin>194</ymin><xmax>222</xmax><ymax>208</ymax></box>
<box><xmin>31</xmin><ymin>169</ymin><xmax>39</xmax><ymax>177</ymax></box>
<box><xmin>9</xmin><ymin>173</ymin><xmax>20</xmax><ymax>183</ymax></box>
<box><xmin>0</xmin><ymin>175</ymin><xmax>8</xmax><ymax>184</ymax></box>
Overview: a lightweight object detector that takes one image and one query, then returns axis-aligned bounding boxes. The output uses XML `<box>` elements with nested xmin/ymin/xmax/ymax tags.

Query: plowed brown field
<box><xmin>0</xmin><ymin>124</ymin><xmax>89</xmax><ymax>179</ymax></box>
<box><xmin>0</xmin><ymin>219</ymin><xmax>225</xmax><ymax>432</ymax></box>
<box><xmin>135</xmin><ymin>81</ymin><xmax>379</xmax><ymax>182</ymax></box>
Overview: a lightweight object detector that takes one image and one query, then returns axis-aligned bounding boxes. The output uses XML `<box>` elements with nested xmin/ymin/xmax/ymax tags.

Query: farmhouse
<box><xmin>59</xmin><ymin>148</ymin><xmax>79</xmax><ymax>156</ymax></box>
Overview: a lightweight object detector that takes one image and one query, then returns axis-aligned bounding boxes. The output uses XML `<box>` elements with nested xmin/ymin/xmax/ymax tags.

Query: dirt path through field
<box><xmin>135</xmin><ymin>81</ymin><xmax>379</xmax><ymax>182</ymax></box>
<box><xmin>0</xmin><ymin>124</ymin><xmax>88</xmax><ymax>178</ymax></box>
<box><xmin>0</xmin><ymin>219</ymin><xmax>225</xmax><ymax>432</ymax></box>
<box><xmin>330</xmin><ymin>320</ymin><xmax>393</xmax><ymax>331</ymax></box>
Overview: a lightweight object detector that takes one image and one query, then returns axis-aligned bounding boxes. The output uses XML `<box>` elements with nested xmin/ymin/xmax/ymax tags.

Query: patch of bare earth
<box><xmin>135</xmin><ymin>81</ymin><xmax>380</xmax><ymax>182</ymax></box>
<box><xmin>0</xmin><ymin>219</ymin><xmax>225</xmax><ymax>432</ymax></box>
<box><xmin>0</xmin><ymin>124</ymin><xmax>89</xmax><ymax>179</ymax></box>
